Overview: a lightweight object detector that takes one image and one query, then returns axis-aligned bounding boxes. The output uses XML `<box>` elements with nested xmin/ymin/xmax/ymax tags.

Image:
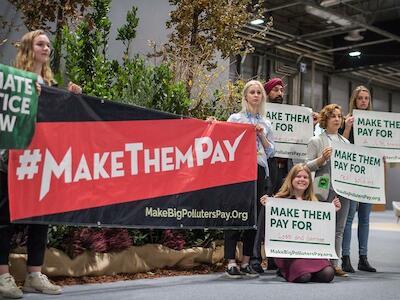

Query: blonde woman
<box><xmin>0</xmin><ymin>30</ymin><xmax>81</xmax><ymax>299</ymax></box>
<box><xmin>260</xmin><ymin>164</ymin><xmax>340</xmax><ymax>283</ymax></box>
<box><xmin>223</xmin><ymin>80</ymin><xmax>275</xmax><ymax>278</ymax></box>
<box><xmin>340</xmin><ymin>86</ymin><xmax>376</xmax><ymax>273</ymax></box>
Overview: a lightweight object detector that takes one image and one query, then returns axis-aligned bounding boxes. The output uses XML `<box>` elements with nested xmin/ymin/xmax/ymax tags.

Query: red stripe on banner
<box><xmin>8</xmin><ymin>119</ymin><xmax>257</xmax><ymax>221</ymax></box>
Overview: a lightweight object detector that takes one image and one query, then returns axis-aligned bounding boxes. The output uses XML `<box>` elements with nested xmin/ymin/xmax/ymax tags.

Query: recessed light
<box><xmin>250</xmin><ymin>19</ymin><xmax>264</xmax><ymax>25</ymax></box>
<box><xmin>349</xmin><ymin>51</ymin><xmax>361</xmax><ymax>57</ymax></box>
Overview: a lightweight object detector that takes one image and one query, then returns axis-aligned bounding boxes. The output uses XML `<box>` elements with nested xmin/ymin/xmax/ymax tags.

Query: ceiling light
<box><xmin>344</xmin><ymin>30</ymin><xmax>364</xmax><ymax>41</ymax></box>
<box><xmin>305</xmin><ymin>5</ymin><xmax>352</xmax><ymax>26</ymax></box>
<box><xmin>349</xmin><ymin>51</ymin><xmax>361</xmax><ymax>57</ymax></box>
<box><xmin>250</xmin><ymin>19</ymin><xmax>264</xmax><ymax>25</ymax></box>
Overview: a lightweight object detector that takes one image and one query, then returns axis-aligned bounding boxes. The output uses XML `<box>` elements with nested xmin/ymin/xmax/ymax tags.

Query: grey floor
<box><xmin>11</xmin><ymin>211</ymin><xmax>400</xmax><ymax>300</ymax></box>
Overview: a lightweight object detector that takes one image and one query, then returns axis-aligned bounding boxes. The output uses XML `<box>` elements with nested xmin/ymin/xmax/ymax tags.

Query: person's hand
<box><xmin>206</xmin><ymin>116</ymin><xmax>217</xmax><ymax>124</ymax></box>
<box><xmin>260</xmin><ymin>194</ymin><xmax>269</xmax><ymax>206</ymax></box>
<box><xmin>312</xmin><ymin>111</ymin><xmax>319</xmax><ymax>126</ymax></box>
<box><xmin>344</xmin><ymin>116</ymin><xmax>354</xmax><ymax>129</ymax></box>
<box><xmin>321</xmin><ymin>147</ymin><xmax>332</xmax><ymax>162</ymax></box>
<box><xmin>35</xmin><ymin>82</ymin><xmax>41</xmax><ymax>96</ymax></box>
<box><xmin>255</xmin><ymin>124</ymin><xmax>264</xmax><ymax>137</ymax></box>
<box><xmin>68</xmin><ymin>82</ymin><xmax>82</xmax><ymax>94</ymax></box>
<box><xmin>332</xmin><ymin>196</ymin><xmax>341</xmax><ymax>211</ymax></box>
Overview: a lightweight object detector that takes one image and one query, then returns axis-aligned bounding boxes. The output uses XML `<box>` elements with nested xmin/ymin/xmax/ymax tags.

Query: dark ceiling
<box><xmin>240</xmin><ymin>0</ymin><xmax>400</xmax><ymax>90</ymax></box>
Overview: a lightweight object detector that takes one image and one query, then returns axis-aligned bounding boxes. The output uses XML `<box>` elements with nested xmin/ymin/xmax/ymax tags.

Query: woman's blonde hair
<box><xmin>319</xmin><ymin>103</ymin><xmax>342</xmax><ymax>129</ymax></box>
<box><xmin>14</xmin><ymin>30</ymin><xmax>53</xmax><ymax>85</ymax></box>
<box><xmin>275</xmin><ymin>164</ymin><xmax>317</xmax><ymax>201</ymax></box>
<box><xmin>348</xmin><ymin>85</ymin><xmax>372</xmax><ymax>116</ymax></box>
<box><xmin>240</xmin><ymin>80</ymin><xmax>267</xmax><ymax>115</ymax></box>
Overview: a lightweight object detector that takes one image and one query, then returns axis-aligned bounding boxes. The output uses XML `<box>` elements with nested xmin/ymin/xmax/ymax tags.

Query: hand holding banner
<box><xmin>266</xmin><ymin>103</ymin><xmax>313</xmax><ymax>160</ymax></box>
<box><xmin>0</xmin><ymin>63</ymin><xmax>38</xmax><ymax>149</ymax></box>
<box><xmin>265</xmin><ymin>198</ymin><xmax>337</xmax><ymax>259</ymax></box>
<box><xmin>331</xmin><ymin>141</ymin><xmax>386</xmax><ymax>204</ymax></box>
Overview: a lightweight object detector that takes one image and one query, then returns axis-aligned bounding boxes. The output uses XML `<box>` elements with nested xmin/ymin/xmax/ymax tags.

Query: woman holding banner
<box><xmin>339</xmin><ymin>86</ymin><xmax>376</xmax><ymax>273</ymax></box>
<box><xmin>221</xmin><ymin>80</ymin><xmax>275</xmax><ymax>278</ymax></box>
<box><xmin>0</xmin><ymin>30</ymin><xmax>81</xmax><ymax>299</ymax></box>
<box><xmin>306</xmin><ymin>104</ymin><xmax>350</xmax><ymax>277</ymax></box>
<box><xmin>260</xmin><ymin>164</ymin><xmax>340</xmax><ymax>283</ymax></box>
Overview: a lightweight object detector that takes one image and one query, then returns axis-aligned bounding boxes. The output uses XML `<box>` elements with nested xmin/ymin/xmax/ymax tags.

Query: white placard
<box><xmin>331</xmin><ymin>141</ymin><xmax>386</xmax><ymax>204</ymax></box>
<box><xmin>353</xmin><ymin>109</ymin><xmax>400</xmax><ymax>163</ymax></box>
<box><xmin>266</xmin><ymin>103</ymin><xmax>314</xmax><ymax>160</ymax></box>
<box><xmin>265</xmin><ymin>198</ymin><xmax>337</xmax><ymax>259</ymax></box>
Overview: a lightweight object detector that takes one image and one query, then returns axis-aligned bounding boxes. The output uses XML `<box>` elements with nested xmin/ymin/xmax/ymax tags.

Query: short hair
<box><xmin>348</xmin><ymin>85</ymin><xmax>372</xmax><ymax>116</ymax></box>
<box><xmin>240</xmin><ymin>80</ymin><xmax>267</xmax><ymax>115</ymax></box>
<box><xmin>319</xmin><ymin>103</ymin><xmax>342</xmax><ymax>129</ymax></box>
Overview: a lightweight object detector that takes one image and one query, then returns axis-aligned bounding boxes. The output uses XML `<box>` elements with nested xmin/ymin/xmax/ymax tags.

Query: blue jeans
<box><xmin>342</xmin><ymin>201</ymin><xmax>372</xmax><ymax>256</ymax></box>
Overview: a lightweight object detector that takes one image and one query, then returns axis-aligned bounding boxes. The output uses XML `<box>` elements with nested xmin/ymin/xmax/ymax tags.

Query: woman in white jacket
<box><xmin>306</xmin><ymin>103</ymin><xmax>350</xmax><ymax>277</ymax></box>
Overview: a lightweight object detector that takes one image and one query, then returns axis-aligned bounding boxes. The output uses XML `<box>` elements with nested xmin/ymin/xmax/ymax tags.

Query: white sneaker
<box><xmin>0</xmin><ymin>273</ymin><xmax>23</xmax><ymax>299</ymax></box>
<box><xmin>22</xmin><ymin>273</ymin><xmax>62</xmax><ymax>295</ymax></box>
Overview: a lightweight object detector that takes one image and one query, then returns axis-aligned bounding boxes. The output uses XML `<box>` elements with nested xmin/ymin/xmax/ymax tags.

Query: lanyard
<box><xmin>324</xmin><ymin>131</ymin><xmax>345</xmax><ymax>143</ymax></box>
<box><xmin>245</xmin><ymin>112</ymin><xmax>264</xmax><ymax>155</ymax></box>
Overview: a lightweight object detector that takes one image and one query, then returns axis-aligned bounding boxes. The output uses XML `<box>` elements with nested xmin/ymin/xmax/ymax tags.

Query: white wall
<box><xmin>108</xmin><ymin>0</ymin><xmax>171</xmax><ymax>62</ymax></box>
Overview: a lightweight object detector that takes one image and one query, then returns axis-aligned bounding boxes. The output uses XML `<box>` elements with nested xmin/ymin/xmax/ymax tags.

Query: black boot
<box><xmin>358</xmin><ymin>255</ymin><xmax>376</xmax><ymax>272</ymax></box>
<box><xmin>267</xmin><ymin>257</ymin><xmax>278</xmax><ymax>270</ymax></box>
<box><xmin>342</xmin><ymin>255</ymin><xmax>355</xmax><ymax>273</ymax></box>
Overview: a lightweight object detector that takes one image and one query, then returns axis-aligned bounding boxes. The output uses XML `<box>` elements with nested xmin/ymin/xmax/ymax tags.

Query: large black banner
<box><xmin>8</xmin><ymin>86</ymin><xmax>257</xmax><ymax>229</ymax></box>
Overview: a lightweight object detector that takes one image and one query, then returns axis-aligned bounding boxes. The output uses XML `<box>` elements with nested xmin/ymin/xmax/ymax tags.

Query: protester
<box><xmin>250</xmin><ymin>77</ymin><xmax>291</xmax><ymax>273</ymax></box>
<box><xmin>306</xmin><ymin>104</ymin><xmax>350</xmax><ymax>277</ymax></box>
<box><xmin>260</xmin><ymin>164</ymin><xmax>339</xmax><ymax>283</ymax></box>
<box><xmin>339</xmin><ymin>86</ymin><xmax>376</xmax><ymax>273</ymax></box>
<box><xmin>222</xmin><ymin>79</ymin><xmax>275</xmax><ymax>278</ymax></box>
<box><xmin>0</xmin><ymin>30</ymin><xmax>81</xmax><ymax>299</ymax></box>
<box><xmin>264</xmin><ymin>78</ymin><xmax>293</xmax><ymax>194</ymax></box>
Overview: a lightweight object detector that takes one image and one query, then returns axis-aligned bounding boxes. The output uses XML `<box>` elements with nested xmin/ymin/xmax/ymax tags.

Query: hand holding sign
<box><xmin>344</xmin><ymin>116</ymin><xmax>354</xmax><ymax>129</ymax></box>
<box><xmin>330</xmin><ymin>141</ymin><xmax>385</xmax><ymax>204</ymax></box>
<box><xmin>332</xmin><ymin>197</ymin><xmax>341</xmax><ymax>211</ymax></box>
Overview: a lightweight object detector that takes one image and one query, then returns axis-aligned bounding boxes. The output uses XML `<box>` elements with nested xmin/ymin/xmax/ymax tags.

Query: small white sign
<box><xmin>331</xmin><ymin>141</ymin><xmax>386</xmax><ymax>204</ymax></box>
<box><xmin>266</xmin><ymin>103</ymin><xmax>314</xmax><ymax>160</ymax></box>
<box><xmin>353</xmin><ymin>109</ymin><xmax>400</xmax><ymax>163</ymax></box>
<box><xmin>265</xmin><ymin>198</ymin><xmax>337</xmax><ymax>259</ymax></box>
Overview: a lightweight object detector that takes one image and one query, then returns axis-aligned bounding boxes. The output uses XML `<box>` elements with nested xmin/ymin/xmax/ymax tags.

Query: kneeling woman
<box><xmin>260</xmin><ymin>164</ymin><xmax>340</xmax><ymax>283</ymax></box>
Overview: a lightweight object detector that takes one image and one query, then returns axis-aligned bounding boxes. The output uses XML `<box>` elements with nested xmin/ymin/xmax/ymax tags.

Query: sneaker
<box><xmin>240</xmin><ymin>265</ymin><xmax>260</xmax><ymax>278</ymax></box>
<box><xmin>225</xmin><ymin>266</ymin><xmax>243</xmax><ymax>279</ymax></box>
<box><xmin>250</xmin><ymin>262</ymin><xmax>265</xmax><ymax>274</ymax></box>
<box><xmin>22</xmin><ymin>273</ymin><xmax>62</xmax><ymax>295</ymax></box>
<box><xmin>0</xmin><ymin>273</ymin><xmax>23</xmax><ymax>299</ymax></box>
<box><xmin>276</xmin><ymin>269</ymin><xmax>284</xmax><ymax>278</ymax></box>
<box><xmin>334</xmin><ymin>266</ymin><xmax>349</xmax><ymax>277</ymax></box>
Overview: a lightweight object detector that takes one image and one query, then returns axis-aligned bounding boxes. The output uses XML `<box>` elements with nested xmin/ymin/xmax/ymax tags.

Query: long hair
<box><xmin>348</xmin><ymin>85</ymin><xmax>372</xmax><ymax>116</ymax></box>
<box><xmin>240</xmin><ymin>80</ymin><xmax>267</xmax><ymax>116</ymax></box>
<box><xmin>275</xmin><ymin>164</ymin><xmax>317</xmax><ymax>201</ymax></box>
<box><xmin>14</xmin><ymin>30</ymin><xmax>54</xmax><ymax>85</ymax></box>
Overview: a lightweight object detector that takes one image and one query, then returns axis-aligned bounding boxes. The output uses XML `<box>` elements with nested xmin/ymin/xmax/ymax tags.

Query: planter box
<box><xmin>10</xmin><ymin>243</ymin><xmax>225</xmax><ymax>281</ymax></box>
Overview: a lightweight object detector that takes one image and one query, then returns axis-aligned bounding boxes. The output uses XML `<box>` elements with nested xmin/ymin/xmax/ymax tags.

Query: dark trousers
<box><xmin>0</xmin><ymin>224</ymin><xmax>48</xmax><ymax>266</ymax></box>
<box><xmin>252</xmin><ymin>159</ymin><xmax>291</xmax><ymax>261</ymax></box>
<box><xmin>224</xmin><ymin>166</ymin><xmax>265</xmax><ymax>260</ymax></box>
<box><xmin>0</xmin><ymin>171</ymin><xmax>48</xmax><ymax>266</ymax></box>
